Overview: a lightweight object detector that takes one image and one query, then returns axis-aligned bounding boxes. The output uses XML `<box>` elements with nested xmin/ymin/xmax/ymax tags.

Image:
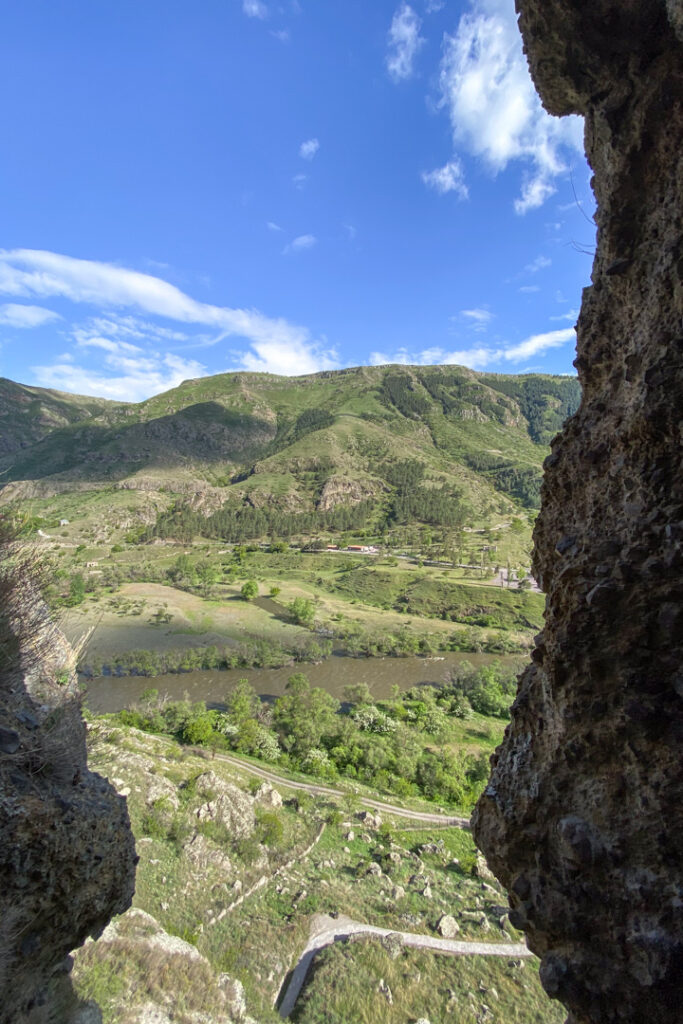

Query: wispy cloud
<box><xmin>243</xmin><ymin>0</ymin><xmax>268</xmax><ymax>19</ymax></box>
<box><xmin>524</xmin><ymin>255</ymin><xmax>551</xmax><ymax>274</ymax></box>
<box><xmin>425</xmin><ymin>0</ymin><xmax>445</xmax><ymax>12</ymax></box>
<box><xmin>32</xmin><ymin>352</ymin><xmax>208</xmax><ymax>403</ymax></box>
<box><xmin>550</xmin><ymin>308</ymin><xmax>579</xmax><ymax>322</ymax></box>
<box><xmin>292</xmin><ymin>173</ymin><xmax>308</xmax><ymax>190</ymax></box>
<box><xmin>460</xmin><ymin>308</ymin><xmax>494</xmax><ymax>331</ymax></box>
<box><xmin>0</xmin><ymin>249</ymin><xmax>338</xmax><ymax>393</ymax></box>
<box><xmin>370</xmin><ymin>326</ymin><xmax>575</xmax><ymax>371</ymax></box>
<box><xmin>0</xmin><ymin>302</ymin><xmax>61</xmax><ymax>328</ymax></box>
<box><xmin>267</xmin><ymin>221</ymin><xmax>283</xmax><ymax>232</ymax></box>
<box><xmin>299</xmin><ymin>138</ymin><xmax>320</xmax><ymax>161</ymax></box>
<box><xmin>271</xmin><ymin>29</ymin><xmax>290</xmax><ymax>43</ymax></box>
<box><xmin>519</xmin><ymin>284</ymin><xmax>540</xmax><ymax>293</ymax></box>
<box><xmin>436</xmin><ymin>0</ymin><xmax>583</xmax><ymax>214</ymax></box>
<box><xmin>386</xmin><ymin>3</ymin><xmax>425</xmax><ymax>82</ymax></box>
<box><xmin>283</xmin><ymin>234</ymin><xmax>317</xmax><ymax>255</ymax></box>
<box><xmin>503</xmin><ymin>327</ymin><xmax>575</xmax><ymax>362</ymax></box>
<box><xmin>421</xmin><ymin>160</ymin><xmax>468</xmax><ymax>199</ymax></box>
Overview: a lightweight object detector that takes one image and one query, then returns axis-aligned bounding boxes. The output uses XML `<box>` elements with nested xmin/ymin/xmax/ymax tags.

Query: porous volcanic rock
<box><xmin>472</xmin><ymin>4</ymin><xmax>683</xmax><ymax>1024</ymax></box>
<box><xmin>0</xmin><ymin>552</ymin><xmax>136</xmax><ymax>1024</ymax></box>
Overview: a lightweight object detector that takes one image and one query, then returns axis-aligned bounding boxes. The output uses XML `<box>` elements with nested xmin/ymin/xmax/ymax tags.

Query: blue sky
<box><xmin>0</xmin><ymin>0</ymin><xmax>596</xmax><ymax>401</ymax></box>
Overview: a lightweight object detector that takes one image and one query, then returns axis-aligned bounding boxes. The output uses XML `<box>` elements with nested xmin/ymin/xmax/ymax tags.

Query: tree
<box><xmin>273</xmin><ymin>672</ymin><xmax>340</xmax><ymax>756</ymax></box>
<box><xmin>226</xmin><ymin>678</ymin><xmax>260</xmax><ymax>726</ymax></box>
<box><xmin>67</xmin><ymin>573</ymin><xmax>85</xmax><ymax>606</ymax></box>
<box><xmin>343</xmin><ymin>682</ymin><xmax>373</xmax><ymax>706</ymax></box>
<box><xmin>240</xmin><ymin>579</ymin><xmax>259</xmax><ymax>601</ymax></box>
<box><xmin>288</xmin><ymin>596</ymin><xmax>315</xmax><ymax>626</ymax></box>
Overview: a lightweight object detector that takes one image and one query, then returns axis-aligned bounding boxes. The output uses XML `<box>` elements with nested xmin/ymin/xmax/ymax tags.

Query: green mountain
<box><xmin>0</xmin><ymin>365</ymin><xmax>579</xmax><ymax>533</ymax></box>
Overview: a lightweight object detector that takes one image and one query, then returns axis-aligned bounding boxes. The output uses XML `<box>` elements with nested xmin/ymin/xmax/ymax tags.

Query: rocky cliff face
<box><xmin>472</xmin><ymin>4</ymin><xmax>683</xmax><ymax>1024</ymax></box>
<box><xmin>0</xmin><ymin>539</ymin><xmax>136</xmax><ymax>1023</ymax></box>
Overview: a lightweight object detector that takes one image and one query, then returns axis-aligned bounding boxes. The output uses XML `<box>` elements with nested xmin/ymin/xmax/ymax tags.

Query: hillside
<box><xmin>0</xmin><ymin>365</ymin><xmax>579</xmax><ymax>538</ymax></box>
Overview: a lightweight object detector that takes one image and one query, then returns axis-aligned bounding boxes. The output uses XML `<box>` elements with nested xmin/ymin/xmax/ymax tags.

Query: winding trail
<box><xmin>277</xmin><ymin>913</ymin><xmax>532</xmax><ymax>1018</ymax></box>
<box><xmin>208</xmin><ymin>750</ymin><xmax>470</xmax><ymax>827</ymax></box>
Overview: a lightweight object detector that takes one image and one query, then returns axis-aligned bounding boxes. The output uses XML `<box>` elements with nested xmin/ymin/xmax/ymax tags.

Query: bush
<box><xmin>240</xmin><ymin>579</ymin><xmax>259</xmax><ymax>601</ymax></box>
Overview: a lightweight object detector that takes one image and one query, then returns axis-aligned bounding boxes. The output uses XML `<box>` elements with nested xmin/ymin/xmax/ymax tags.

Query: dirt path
<box><xmin>277</xmin><ymin>912</ymin><xmax>532</xmax><ymax>1017</ymax></box>
<box><xmin>209</xmin><ymin>751</ymin><xmax>471</xmax><ymax>828</ymax></box>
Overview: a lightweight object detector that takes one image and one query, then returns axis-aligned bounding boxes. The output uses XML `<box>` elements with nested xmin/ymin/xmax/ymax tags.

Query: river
<box><xmin>82</xmin><ymin>650</ymin><xmax>524</xmax><ymax>714</ymax></box>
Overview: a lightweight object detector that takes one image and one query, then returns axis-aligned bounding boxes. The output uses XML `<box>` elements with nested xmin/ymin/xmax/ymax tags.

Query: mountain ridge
<box><xmin>0</xmin><ymin>365</ymin><xmax>580</xmax><ymax>526</ymax></box>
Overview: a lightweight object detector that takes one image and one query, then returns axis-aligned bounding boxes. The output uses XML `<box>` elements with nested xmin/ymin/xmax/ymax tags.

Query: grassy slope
<box><xmin>74</xmin><ymin>722</ymin><xmax>563</xmax><ymax>1024</ymax></box>
<box><xmin>291</xmin><ymin>937</ymin><xmax>565</xmax><ymax>1024</ymax></box>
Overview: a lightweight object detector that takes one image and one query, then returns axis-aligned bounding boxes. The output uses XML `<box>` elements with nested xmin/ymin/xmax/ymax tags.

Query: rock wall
<box><xmin>472</xmin><ymin>3</ymin><xmax>683</xmax><ymax>1024</ymax></box>
<box><xmin>0</xmin><ymin>540</ymin><xmax>136</xmax><ymax>1023</ymax></box>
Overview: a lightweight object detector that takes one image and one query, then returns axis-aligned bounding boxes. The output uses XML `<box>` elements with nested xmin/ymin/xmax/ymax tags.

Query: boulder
<box><xmin>192</xmin><ymin>772</ymin><xmax>255</xmax><ymax>838</ymax></box>
<box><xmin>436</xmin><ymin>914</ymin><xmax>460</xmax><ymax>939</ymax></box>
<box><xmin>253</xmin><ymin>781</ymin><xmax>283</xmax><ymax>808</ymax></box>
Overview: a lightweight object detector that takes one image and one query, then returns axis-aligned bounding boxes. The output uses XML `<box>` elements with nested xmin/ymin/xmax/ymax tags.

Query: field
<box><xmin>40</xmin><ymin>536</ymin><xmax>544</xmax><ymax>676</ymax></box>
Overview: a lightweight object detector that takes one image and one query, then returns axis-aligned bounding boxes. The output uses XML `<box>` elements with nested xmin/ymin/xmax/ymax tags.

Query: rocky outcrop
<box><xmin>317</xmin><ymin>475</ymin><xmax>379</xmax><ymax>511</ymax></box>
<box><xmin>74</xmin><ymin>908</ymin><xmax>255</xmax><ymax>1023</ymax></box>
<box><xmin>472</xmin><ymin>4</ymin><xmax>683</xmax><ymax>1024</ymax></box>
<box><xmin>0</xmin><ymin>540</ymin><xmax>136</xmax><ymax>1023</ymax></box>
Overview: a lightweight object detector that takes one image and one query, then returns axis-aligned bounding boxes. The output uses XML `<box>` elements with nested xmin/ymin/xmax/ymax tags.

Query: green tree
<box><xmin>273</xmin><ymin>672</ymin><xmax>340</xmax><ymax>757</ymax></box>
<box><xmin>226</xmin><ymin>678</ymin><xmax>260</xmax><ymax>725</ymax></box>
<box><xmin>288</xmin><ymin>596</ymin><xmax>315</xmax><ymax>626</ymax></box>
<box><xmin>67</xmin><ymin>573</ymin><xmax>85</xmax><ymax>606</ymax></box>
<box><xmin>240</xmin><ymin>579</ymin><xmax>259</xmax><ymax>601</ymax></box>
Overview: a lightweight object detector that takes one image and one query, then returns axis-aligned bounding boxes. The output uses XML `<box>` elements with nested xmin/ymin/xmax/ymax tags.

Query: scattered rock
<box><xmin>219</xmin><ymin>974</ymin><xmax>247</xmax><ymax>1020</ymax></box>
<box><xmin>473</xmin><ymin>854</ymin><xmax>496</xmax><ymax>883</ymax></box>
<box><xmin>381</xmin><ymin>932</ymin><xmax>404</xmax><ymax>959</ymax></box>
<box><xmin>357</xmin><ymin>810</ymin><xmax>382</xmax><ymax>829</ymax></box>
<box><xmin>183</xmin><ymin>832</ymin><xmax>232</xmax><ymax>875</ymax></box>
<box><xmin>436</xmin><ymin>914</ymin><xmax>460</xmax><ymax>938</ymax></box>
<box><xmin>192</xmin><ymin>772</ymin><xmax>255</xmax><ymax>838</ymax></box>
<box><xmin>0</xmin><ymin>726</ymin><xmax>20</xmax><ymax>754</ymax></box>
<box><xmin>253</xmin><ymin>781</ymin><xmax>282</xmax><ymax>808</ymax></box>
<box><xmin>378</xmin><ymin>978</ymin><xmax>393</xmax><ymax>1004</ymax></box>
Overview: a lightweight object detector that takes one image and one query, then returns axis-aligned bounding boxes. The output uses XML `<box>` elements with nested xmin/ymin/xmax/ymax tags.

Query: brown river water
<box><xmin>82</xmin><ymin>651</ymin><xmax>523</xmax><ymax>714</ymax></box>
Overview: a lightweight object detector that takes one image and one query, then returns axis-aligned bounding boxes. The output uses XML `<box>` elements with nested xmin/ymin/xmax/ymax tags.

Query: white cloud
<box><xmin>267</xmin><ymin>221</ymin><xmax>283</xmax><ymax>232</ymax></box>
<box><xmin>426</xmin><ymin>0</ymin><xmax>445</xmax><ymax>12</ymax></box>
<box><xmin>461</xmin><ymin>308</ymin><xmax>493</xmax><ymax>330</ymax></box>
<box><xmin>502</xmin><ymin>327</ymin><xmax>575</xmax><ymax>362</ymax></box>
<box><xmin>524</xmin><ymin>255</ymin><xmax>551</xmax><ymax>273</ymax></box>
<box><xmin>421</xmin><ymin>160</ymin><xmax>468</xmax><ymax>199</ymax></box>
<box><xmin>243</xmin><ymin>0</ymin><xmax>268</xmax><ymax>18</ymax></box>
<box><xmin>386</xmin><ymin>3</ymin><xmax>425</xmax><ymax>82</ymax></box>
<box><xmin>283</xmin><ymin>234</ymin><xmax>317</xmax><ymax>255</ymax></box>
<box><xmin>271</xmin><ymin>29</ymin><xmax>290</xmax><ymax>42</ymax></box>
<box><xmin>550</xmin><ymin>309</ymin><xmax>579</xmax><ymax>322</ymax></box>
<box><xmin>231</xmin><ymin>336</ymin><xmax>338</xmax><ymax>376</ymax></box>
<box><xmin>369</xmin><ymin>325</ymin><xmax>575</xmax><ymax>370</ymax></box>
<box><xmin>0</xmin><ymin>303</ymin><xmax>61</xmax><ymax>328</ymax></box>
<box><xmin>437</xmin><ymin>0</ymin><xmax>583</xmax><ymax>213</ymax></box>
<box><xmin>299</xmin><ymin>138</ymin><xmax>320</xmax><ymax>160</ymax></box>
<box><xmin>292</xmin><ymin>173</ymin><xmax>308</xmax><ymax>189</ymax></box>
<box><xmin>0</xmin><ymin>249</ymin><xmax>338</xmax><ymax>388</ymax></box>
<box><xmin>519</xmin><ymin>284</ymin><xmax>540</xmax><ymax>293</ymax></box>
<box><xmin>343</xmin><ymin>224</ymin><xmax>357</xmax><ymax>241</ymax></box>
<box><xmin>32</xmin><ymin>353</ymin><xmax>208</xmax><ymax>402</ymax></box>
